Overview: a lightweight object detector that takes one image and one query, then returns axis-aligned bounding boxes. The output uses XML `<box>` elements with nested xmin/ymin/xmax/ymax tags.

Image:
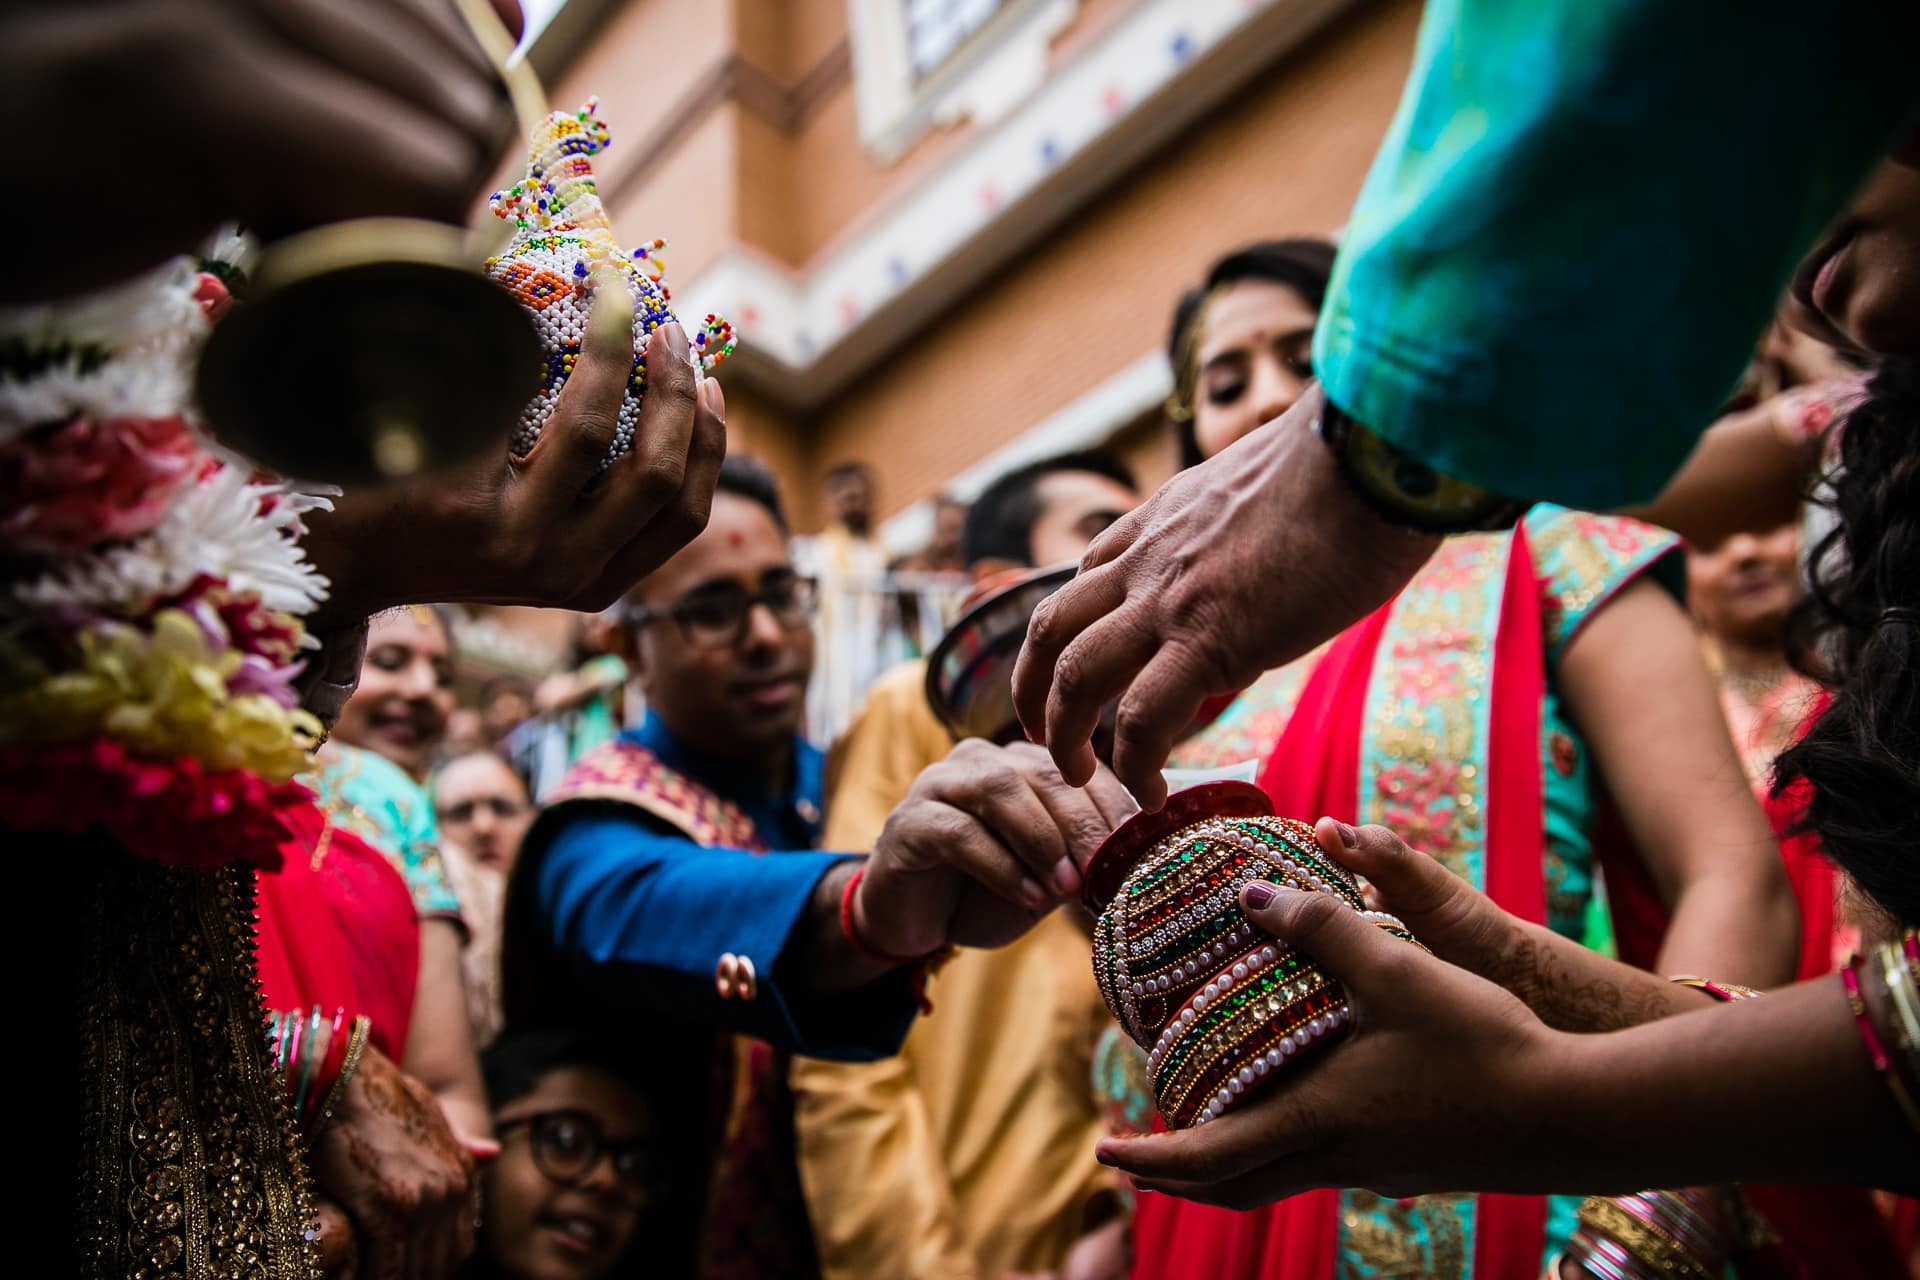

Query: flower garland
<box><xmin>0</xmin><ymin>239</ymin><xmax>328</xmax><ymax>869</ymax></box>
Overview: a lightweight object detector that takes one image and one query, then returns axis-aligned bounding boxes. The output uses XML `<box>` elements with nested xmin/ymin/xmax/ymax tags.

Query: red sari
<box><xmin>255</xmin><ymin>802</ymin><xmax>420</xmax><ymax>1060</ymax></box>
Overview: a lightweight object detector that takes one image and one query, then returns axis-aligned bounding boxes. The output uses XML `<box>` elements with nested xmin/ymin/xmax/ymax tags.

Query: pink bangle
<box><xmin>304</xmin><ymin>1007</ymin><xmax>348</xmax><ymax>1120</ymax></box>
<box><xmin>1842</xmin><ymin>961</ymin><xmax>1892</xmax><ymax>1070</ymax></box>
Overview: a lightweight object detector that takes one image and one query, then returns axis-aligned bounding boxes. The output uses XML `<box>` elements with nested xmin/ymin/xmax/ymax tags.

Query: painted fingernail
<box><xmin>1095</xmin><ymin>1147</ymin><xmax>1117</xmax><ymax>1167</ymax></box>
<box><xmin>1335</xmin><ymin>821</ymin><xmax>1359</xmax><ymax>849</ymax></box>
<box><xmin>1242</xmin><ymin>881</ymin><xmax>1277</xmax><ymax>910</ymax></box>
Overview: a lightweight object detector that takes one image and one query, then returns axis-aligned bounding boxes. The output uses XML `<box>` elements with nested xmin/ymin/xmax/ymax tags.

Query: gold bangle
<box><xmin>1575</xmin><ymin>1195</ymin><xmax>1718</xmax><ymax>1280</ymax></box>
<box><xmin>1667</xmin><ymin>975</ymin><xmax>1764</xmax><ymax>1002</ymax></box>
<box><xmin>1878</xmin><ymin>944</ymin><xmax>1920</xmax><ymax>1067</ymax></box>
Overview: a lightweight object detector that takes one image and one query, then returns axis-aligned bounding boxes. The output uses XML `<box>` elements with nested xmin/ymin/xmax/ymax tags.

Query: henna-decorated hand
<box><xmin>1094</xmin><ymin>860</ymin><xmax>1555</xmax><ymax>1208</ymax></box>
<box><xmin>1333</xmin><ymin>820</ymin><xmax>1702</xmax><ymax>1032</ymax></box>
<box><xmin>308</xmin><ymin>1046</ymin><xmax>477</xmax><ymax>1280</ymax></box>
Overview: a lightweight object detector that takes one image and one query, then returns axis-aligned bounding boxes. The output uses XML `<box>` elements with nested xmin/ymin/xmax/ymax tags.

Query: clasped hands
<box><xmin>852</xmin><ymin>740</ymin><xmax>1135</xmax><ymax>960</ymax></box>
<box><xmin>1090</xmin><ymin>819</ymin><xmax>1715</xmax><ymax>1209</ymax></box>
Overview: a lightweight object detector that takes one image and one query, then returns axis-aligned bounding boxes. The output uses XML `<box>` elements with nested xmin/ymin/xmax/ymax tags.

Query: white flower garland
<box><xmin>11</xmin><ymin>462</ymin><xmax>330</xmax><ymax>620</ymax></box>
<box><xmin>0</xmin><ymin>258</ymin><xmax>207</xmax><ymax>443</ymax></box>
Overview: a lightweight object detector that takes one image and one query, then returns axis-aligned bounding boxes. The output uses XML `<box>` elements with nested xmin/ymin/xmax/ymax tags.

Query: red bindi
<box><xmin>727</xmin><ymin>530</ymin><xmax>745</xmax><ymax>547</ymax></box>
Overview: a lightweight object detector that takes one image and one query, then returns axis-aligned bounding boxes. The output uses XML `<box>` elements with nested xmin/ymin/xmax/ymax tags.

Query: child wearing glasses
<box><xmin>473</xmin><ymin>1030</ymin><xmax>696</xmax><ymax>1280</ymax></box>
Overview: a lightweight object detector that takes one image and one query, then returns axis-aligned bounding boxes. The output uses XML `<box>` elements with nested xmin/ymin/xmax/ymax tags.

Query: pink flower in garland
<box><xmin>0</xmin><ymin>413</ymin><xmax>200</xmax><ymax>556</ymax></box>
<box><xmin>224</xmin><ymin>652</ymin><xmax>305</xmax><ymax>710</ymax></box>
<box><xmin>171</xmin><ymin>575</ymin><xmax>307</xmax><ymax>666</ymax></box>
<box><xmin>0</xmin><ymin>738</ymin><xmax>314</xmax><ymax>870</ymax></box>
<box><xmin>168</xmin><ymin>577</ymin><xmax>309</xmax><ymax>708</ymax></box>
<box><xmin>192</xmin><ymin>271</ymin><xmax>234</xmax><ymax>324</ymax></box>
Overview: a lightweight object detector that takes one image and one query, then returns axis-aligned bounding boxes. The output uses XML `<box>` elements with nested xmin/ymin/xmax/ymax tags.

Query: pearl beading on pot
<box><xmin>1086</xmin><ymin>791</ymin><xmax>1421</xmax><ymax>1129</ymax></box>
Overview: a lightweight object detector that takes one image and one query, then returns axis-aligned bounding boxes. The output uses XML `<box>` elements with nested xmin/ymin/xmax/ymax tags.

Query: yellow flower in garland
<box><xmin>0</xmin><ymin>609</ymin><xmax>319</xmax><ymax>781</ymax></box>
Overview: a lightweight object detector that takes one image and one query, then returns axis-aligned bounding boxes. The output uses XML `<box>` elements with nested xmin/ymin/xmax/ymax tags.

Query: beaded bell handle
<box><xmin>451</xmin><ymin>0</ymin><xmax>552</xmax><ymax>257</ymax></box>
<box><xmin>452</xmin><ymin>0</ymin><xmax>551</xmax><ymax>141</ymax></box>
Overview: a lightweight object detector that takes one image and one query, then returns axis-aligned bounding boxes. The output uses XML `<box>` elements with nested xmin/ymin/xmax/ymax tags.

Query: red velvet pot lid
<box><xmin>1081</xmin><ymin>780</ymin><xmax>1273</xmax><ymax>914</ymax></box>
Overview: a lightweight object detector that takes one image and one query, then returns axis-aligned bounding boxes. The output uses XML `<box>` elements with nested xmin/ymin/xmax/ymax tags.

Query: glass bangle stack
<box><xmin>1085</xmin><ymin>781</ymin><xmax>1419</xmax><ymax>1128</ymax></box>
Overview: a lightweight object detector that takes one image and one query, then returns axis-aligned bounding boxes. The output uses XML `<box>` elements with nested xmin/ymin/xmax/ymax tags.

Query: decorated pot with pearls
<box><xmin>1084</xmin><ymin>782</ymin><xmax>1417</xmax><ymax>1129</ymax></box>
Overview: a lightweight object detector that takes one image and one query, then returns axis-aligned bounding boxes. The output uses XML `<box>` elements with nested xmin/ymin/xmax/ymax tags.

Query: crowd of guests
<box><xmin>7</xmin><ymin>1</ymin><xmax>1919</xmax><ymax>1278</ymax></box>
<box><xmin>240</xmin><ymin>229</ymin><xmax>1905</xmax><ymax>1280</ymax></box>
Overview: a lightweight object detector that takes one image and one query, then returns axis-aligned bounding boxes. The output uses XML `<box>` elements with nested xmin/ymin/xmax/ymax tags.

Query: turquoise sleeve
<box><xmin>1315</xmin><ymin>0</ymin><xmax>1919</xmax><ymax>508</ymax></box>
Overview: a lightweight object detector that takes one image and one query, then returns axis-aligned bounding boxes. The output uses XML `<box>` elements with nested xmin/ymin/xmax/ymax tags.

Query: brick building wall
<box><xmin>535</xmin><ymin>0</ymin><xmax>1419</xmax><ymax>536</ymax></box>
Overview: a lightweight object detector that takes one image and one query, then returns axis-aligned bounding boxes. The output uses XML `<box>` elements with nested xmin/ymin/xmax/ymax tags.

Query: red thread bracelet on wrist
<box><xmin>840</xmin><ymin>867</ymin><xmax>957</xmax><ymax>1014</ymax></box>
<box><xmin>840</xmin><ymin>866</ymin><xmax>925</xmax><ymax>966</ymax></box>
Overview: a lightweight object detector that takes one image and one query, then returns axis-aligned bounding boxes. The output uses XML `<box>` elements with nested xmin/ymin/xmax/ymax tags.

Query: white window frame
<box><xmin>847</xmin><ymin>0</ymin><xmax>1076</xmax><ymax>162</ymax></box>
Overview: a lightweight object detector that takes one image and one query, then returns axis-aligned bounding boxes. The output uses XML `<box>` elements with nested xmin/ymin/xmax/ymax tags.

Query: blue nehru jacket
<box><xmin>535</xmin><ymin>713</ymin><xmax>918</xmax><ymax>1059</ymax></box>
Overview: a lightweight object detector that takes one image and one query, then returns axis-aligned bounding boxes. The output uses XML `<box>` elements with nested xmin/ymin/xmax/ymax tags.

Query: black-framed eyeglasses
<box><xmin>624</xmin><ymin>574</ymin><xmax>817</xmax><ymax>650</ymax></box>
<box><xmin>496</xmin><ymin>1110</ymin><xmax>653</xmax><ymax>1194</ymax></box>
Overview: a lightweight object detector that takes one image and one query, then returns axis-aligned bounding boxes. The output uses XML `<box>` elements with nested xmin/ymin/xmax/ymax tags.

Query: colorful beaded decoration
<box><xmin>1085</xmin><ymin>784</ymin><xmax>1420</xmax><ymax>1129</ymax></box>
<box><xmin>487</xmin><ymin>97</ymin><xmax>734</xmax><ymax>465</ymax></box>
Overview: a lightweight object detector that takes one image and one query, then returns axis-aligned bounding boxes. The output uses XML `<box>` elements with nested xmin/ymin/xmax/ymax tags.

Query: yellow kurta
<box><xmin>793</xmin><ymin>659</ymin><xmax>1119</xmax><ymax>1280</ymax></box>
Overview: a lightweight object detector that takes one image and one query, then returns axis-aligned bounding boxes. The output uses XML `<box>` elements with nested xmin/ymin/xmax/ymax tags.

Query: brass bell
<box><xmin>194</xmin><ymin>0</ymin><xmax>548</xmax><ymax>485</ymax></box>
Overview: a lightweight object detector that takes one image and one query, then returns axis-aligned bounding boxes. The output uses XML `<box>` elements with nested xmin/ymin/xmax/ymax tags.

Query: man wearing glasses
<box><xmin>501</xmin><ymin>456</ymin><xmax>1132</xmax><ymax>1275</ymax></box>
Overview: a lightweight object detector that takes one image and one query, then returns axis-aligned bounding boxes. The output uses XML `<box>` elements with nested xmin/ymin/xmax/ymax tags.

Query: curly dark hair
<box><xmin>1774</xmin><ymin>358</ymin><xmax>1920</xmax><ymax>927</ymax></box>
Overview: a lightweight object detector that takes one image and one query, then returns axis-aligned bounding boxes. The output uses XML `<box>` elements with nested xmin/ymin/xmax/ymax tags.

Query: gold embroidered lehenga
<box><xmin>1</xmin><ymin>257</ymin><xmax>329</xmax><ymax>1276</ymax></box>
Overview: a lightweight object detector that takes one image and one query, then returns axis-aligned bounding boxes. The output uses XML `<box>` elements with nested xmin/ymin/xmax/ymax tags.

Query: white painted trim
<box><xmin>878</xmin><ymin>348</ymin><xmax>1169</xmax><ymax>554</ymax></box>
<box><xmin>849</xmin><ymin>0</ymin><xmax>1077</xmax><ymax>162</ymax></box>
<box><xmin>846</xmin><ymin>0</ymin><xmax>917</xmax><ymax>155</ymax></box>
